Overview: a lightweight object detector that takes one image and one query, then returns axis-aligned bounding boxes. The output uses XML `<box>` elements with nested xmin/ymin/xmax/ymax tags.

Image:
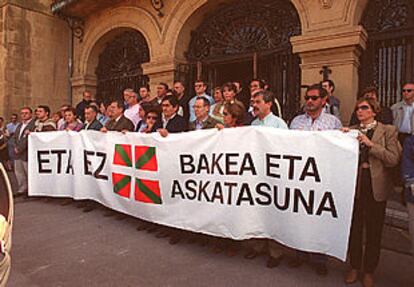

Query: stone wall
<box><xmin>0</xmin><ymin>0</ymin><xmax>69</xmax><ymax>118</ymax></box>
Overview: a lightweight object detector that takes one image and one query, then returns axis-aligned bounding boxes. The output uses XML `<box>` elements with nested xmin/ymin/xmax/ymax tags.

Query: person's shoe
<box><xmin>198</xmin><ymin>237</ymin><xmax>209</xmax><ymax>247</ymax></box>
<box><xmin>169</xmin><ymin>236</ymin><xmax>181</xmax><ymax>245</ymax></box>
<box><xmin>103</xmin><ymin>210</ymin><xmax>115</xmax><ymax>217</ymax></box>
<box><xmin>226</xmin><ymin>247</ymin><xmax>237</xmax><ymax>257</ymax></box>
<box><xmin>155</xmin><ymin>230</ymin><xmax>169</xmax><ymax>238</ymax></box>
<box><xmin>266</xmin><ymin>256</ymin><xmax>283</xmax><ymax>268</ymax></box>
<box><xmin>287</xmin><ymin>256</ymin><xmax>303</xmax><ymax>268</ymax></box>
<box><xmin>13</xmin><ymin>192</ymin><xmax>24</xmax><ymax>198</ymax></box>
<box><xmin>60</xmin><ymin>199</ymin><xmax>72</xmax><ymax>206</ymax></box>
<box><xmin>314</xmin><ymin>263</ymin><xmax>328</xmax><ymax>276</ymax></box>
<box><xmin>344</xmin><ymin>269</ymin><xmax>359</xmax><ymax>284</ymax></box>
<box><xmin>211</xmin><ymin>245</ymin><xmax>224</xmax><ymax>254</ymax></box>
<box><xmin>146</xmin><ymin>224</ymin><xmax>158</xmax><ymax>233</ymax></box>
<box><xmin>362</xmin><ymin>273</ymin><xmax>374</xmax><ymax>287</ymax></box>
<box><xmin>244</xmin><ymin>250</ymin><xmax>259</xmax><ymax>260</ymax></box>
<box><xmin>83</xmin><ymin>203</ymin><xmax>95</xmax><ymax>213</ymax></box>
<box><xmin>115</xmin><ymin>214</ymin><xmax>126</xmax><ymax>221</ymax></box>
<box><xmin>136</xmin><ymin>224</ymin><xmax>148</xmax><ymax>231</ymax></box>
<box><xmin>77</xmin><ymin>201</ymin><xmax>86</xmax><ymax>208</ymax></box>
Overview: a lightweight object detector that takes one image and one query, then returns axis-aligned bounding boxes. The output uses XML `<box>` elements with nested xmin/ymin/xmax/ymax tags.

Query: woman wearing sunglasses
<box><xmin>140</xmin><ymin>108</ymin><xmax>161</xmax><ymax>134</ymax></box>
<box><xmin>344</xmin><ymin>98</ymin><xmax>401</xmax><ymax>287</ymax></box>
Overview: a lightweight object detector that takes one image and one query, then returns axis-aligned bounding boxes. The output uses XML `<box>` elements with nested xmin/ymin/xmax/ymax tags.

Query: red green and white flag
<box><xmin>112</xmin><ymin>144</ymin><xmax>162</xmax><ymax>204</ymax></box>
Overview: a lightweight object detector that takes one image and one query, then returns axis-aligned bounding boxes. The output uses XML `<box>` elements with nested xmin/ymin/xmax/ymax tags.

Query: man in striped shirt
<box><xmin>289</xmin><ymin>83</ymin><xmax>342</xmax><ymax>276</ymax></box>
<box><xmin>290</xmin><ymin>84</ymin><xmax>342</xmax><ymax>131</ymax></box>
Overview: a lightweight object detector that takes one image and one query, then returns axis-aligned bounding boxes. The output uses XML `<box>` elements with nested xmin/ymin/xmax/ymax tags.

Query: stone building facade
<box><xmin>1</xmin><ymin>0</ymin><xmax>413</xmax><ymax>124</ymax></box>
<box><xmin>0</xmin><ymin>0</ymin><xmax>70</xmax><ymax>117</ymax></box>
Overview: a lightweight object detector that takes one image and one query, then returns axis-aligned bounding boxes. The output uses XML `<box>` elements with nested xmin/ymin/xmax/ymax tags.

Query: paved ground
<box><xmin>7</xmin><ymin>198</ymin><xmax>414</xmax><ymax>287</ymax></box>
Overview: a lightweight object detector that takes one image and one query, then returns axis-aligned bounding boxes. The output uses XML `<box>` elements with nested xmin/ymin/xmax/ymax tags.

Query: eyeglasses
<box><xmin>402</xmin><ymin>89</ymin><xmax>413</xmax><ymax>93</ymax></box>
<box><xmin>223</xmin><ymin>112</ymin><xmax>229</xmax><ymax>116</ymax></box>
<box><xmin>355</xmin><ymin>105</ymin><xmax>370</xmax><ymax>112</ymax></box>
<box><xmin>194</xmin><ymin>84</ymin><xmax>204</xmax><ymax>88</ymax></box>
<box><xmin>147</xmin><ymin>116</ymin><xmax>158</xmax><ymax>120</ymax></box>
<box><xmin>304</xmin><ymin>95</ymin><xmax>321</xmax><ymax>101</ymax></box>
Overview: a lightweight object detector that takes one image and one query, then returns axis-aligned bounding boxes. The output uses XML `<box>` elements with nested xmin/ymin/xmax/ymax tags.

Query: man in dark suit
<box><xmin>101</xmin><ymin>100</ymin><xmax>134</xmax><ymax>132</ymax></box>
<box><xmin>11</xmin><ymin>107</ymin><xmax>35</xmax><ymax>197</ymax></box>
<box><xmin>189</xmin><ymin>96</ymin><xmax>219</xmax><ymax>131</ymax></box>
<box><xmin>100</xmin><ymin>100</ymin><xmax>134</xmax><ymax>218</ymax></box>
<box><xmin>156</xmin><ymin>95</ymin><xmax>187</xmax><ymax>137</ymax></box>
<box><xmin>75</xmin><ymin>91</ymin><xmax>93</xmax><ymax>122</ymax></box>
<box><xmin>83</xmin><ymin>105</ymin><xmax>103</xmax><ymax>131</ymax></box>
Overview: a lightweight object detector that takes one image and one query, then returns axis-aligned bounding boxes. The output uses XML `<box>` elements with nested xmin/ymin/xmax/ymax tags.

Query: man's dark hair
<box><xmin>111</xmin><ymin>100</ymin><xmax>125</xmax><ymax>111</ymax></box>
<box><xmin>37</xmin><ymin>105</ymin><xmax>51</xmax><ymax>117</ymax></box>
<box><xmin>85</xmin><ymin>105</ymin><xmax>98</xmax><ymax>114</ymax></box>
<box><xmin>253</xmin><ymin>90</ymin><xmax>274</xmax><ymax>104</ymax></box>
<box><xmin>162</xmin><ymin>95</ymin><xmax>179</xmax><ymax>107</ymax></box>
<box><xmin>173</xmin><ymin>80</ymin><xmax>184</xmax><ymax>86</ymax></box>
<box><xmin>307</xmin><ymin>83</ymin><xmax>328</xmax><ymax>98</ymax></box>
<box><xmin>159</xmin><ymin>82</ymin><xmax>169</xmax><ymax>90</ymax></box>
<box><xmin>140</xmin><ymin>102</ymin><xmax>154</xmax><ymax>114</ymax></box>
<box><xmin>140</xmin><ymin>85</ymin><xmax>150</xmax><ymax>91</ymax></box>
<box><xmin>21</xmin><ymin>106</ymin><xmax>33</xmax><ymax>114</ymax></box>
<box><xmin>250</xmin><ymin>78</ymin><xmax>265</xmax><ymax>89</ymax></box>
<box><xmin>11</xmin><ymin>113</ymin><xmax>18</xmax><ymax>118</ymax></box>
<box><xmin>195</xmin><ymin>79</ymin><xmax>206</xmax><ymax>86</ymax></box>
<box><xmin>322</xmin><ymin>79</ymin><xmax>335</xmax><ymax>92</ymax></box>
<box><xmin>196</xmin><ymin>96</ymin><xmax>210</xmax><ymax>107</ymax></box>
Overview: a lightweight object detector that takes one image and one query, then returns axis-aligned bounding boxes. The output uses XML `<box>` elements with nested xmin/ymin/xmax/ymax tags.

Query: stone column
<box><xmin>71</xmin><ymin>74</ymin><xmax>97</xmax><ymax>105</ymax></box>
<box><xmin>291</xmin><ymin>26</ymin><xmax>368</xmax><ymax>124</ymax></box>
<box><xmin>142</xmin><ymin>58</ymin><xmax>176</xmax><ymax>95</ymax></box>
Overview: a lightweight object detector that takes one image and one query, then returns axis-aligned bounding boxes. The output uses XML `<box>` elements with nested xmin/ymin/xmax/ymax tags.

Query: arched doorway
<box><xmin>95</xmin><ymin>30</ymin><xmax>150</xmax><ymax>104</ymax></box>
<box><xmin>359</xmin><ymin>0</ymin><xmax>414</xmax><ymax>106</ymax></box>
<box><xmin>180</xmin><ymin>0</ymin><xmax>301</xmax><ymax>120</ymax></box>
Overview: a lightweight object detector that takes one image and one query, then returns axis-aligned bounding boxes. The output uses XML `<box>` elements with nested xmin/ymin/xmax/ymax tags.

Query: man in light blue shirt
<box><xmin>188</xmin><ymin>80</ymin><xmax>214</xmax><ymax>122</ymax></box>
<box><xmin>247</xmin><ymin>89</ymin><xmax>287</xmax><ymax>269</ymax></box>
<box><xmin>251</xmin><ymin>90</ymin><xmax>288</xmax><ymax>129</ymax></box>
<box><xmin>391</xmin><ymin>82</ymin><xmax>414</xmax><ymax>145</ymax></box>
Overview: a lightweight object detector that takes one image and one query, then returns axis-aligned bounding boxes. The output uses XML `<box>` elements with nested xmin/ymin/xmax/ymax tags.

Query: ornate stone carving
<box><xmin>151</xmin><ymin>0</ymin><xmax>164</xmax><ymax>17</ymax></box>
<box><xmin>320</xmin><ymin>0</ymin><xmax>333</xmax><ymax>9</ymax></box>
<box><xmin>361</xmin><ymin>0</ymin><xmax>414</xmax><ymax>32</ymax></box>
<box><xmin>186</xmin><ymin>0</ymin><xmax>301</xmax><ymax>61</ymax></box>
<box><xmin>66</xmin><ymin>17</ymin><xmax>85</xmax><ymax>42</ymax></box>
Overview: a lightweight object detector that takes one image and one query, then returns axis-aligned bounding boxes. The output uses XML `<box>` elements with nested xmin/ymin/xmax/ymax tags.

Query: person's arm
<box><xmin>368</xmin><ymin>126</ymin><xmax>401</xmax><ymax>167</ymax></box>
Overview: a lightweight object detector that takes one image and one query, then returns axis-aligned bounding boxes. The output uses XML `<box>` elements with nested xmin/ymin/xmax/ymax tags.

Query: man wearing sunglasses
<box><xmin>391</xmin><ymin>82</ymin><xmax>414</xmax><ymax>145</ymax></box>
<box><xmin>290</xmin><ymin>83</ymin><xmax>342</xmax><ymax>131</ymax></box>
<box><xmin>288</xmin><ymin>84</ymin><xmax>342</xmax><ymax>276</ymax></box>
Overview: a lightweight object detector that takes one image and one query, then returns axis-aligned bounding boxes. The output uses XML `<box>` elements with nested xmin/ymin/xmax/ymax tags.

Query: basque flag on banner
<box><xmin>112</xmin><ymin>144</ymin><xmax>162</xmax><ymax>204</ymax></box>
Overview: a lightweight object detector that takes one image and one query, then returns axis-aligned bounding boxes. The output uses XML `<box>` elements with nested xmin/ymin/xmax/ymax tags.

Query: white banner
<box><xmin>28</xmin><ymin>127</ymin><xmax>358</xmax><ymax>260</ymax></box>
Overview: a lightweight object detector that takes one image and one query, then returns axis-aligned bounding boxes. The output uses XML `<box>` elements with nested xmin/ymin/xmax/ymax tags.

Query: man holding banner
<box><xmin>245</xmin><ymin>90</ymin><xmax>289</xmax><ymax>268</ymax></box>
<box><xmin>289</xmin><ymin>83</ymin><xmax>342</xmax><ymax>275</ymax></box>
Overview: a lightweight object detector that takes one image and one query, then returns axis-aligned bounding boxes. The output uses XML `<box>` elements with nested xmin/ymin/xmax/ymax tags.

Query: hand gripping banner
<box><xmin>28</xmin><ymin>127</ymin><xmax>359</xmax><ymax>260</ymax></box>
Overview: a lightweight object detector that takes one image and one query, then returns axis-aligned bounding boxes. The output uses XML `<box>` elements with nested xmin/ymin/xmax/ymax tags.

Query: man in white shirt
<box><xmin>391</xmin><ymin>82</ymin><xmax>414</xmax><ymax>145</ymax></box>
<box><xmin>123</xmin><ymin>90</ymin><xmax>141</xmax><ymax>129</ymax></box>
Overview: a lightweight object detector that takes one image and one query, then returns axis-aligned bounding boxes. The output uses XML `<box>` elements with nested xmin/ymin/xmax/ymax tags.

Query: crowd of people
<box><xmin>1</xmin><ymin>78</ymin><xmax>414</xmax><ymax>287</ymax></box>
